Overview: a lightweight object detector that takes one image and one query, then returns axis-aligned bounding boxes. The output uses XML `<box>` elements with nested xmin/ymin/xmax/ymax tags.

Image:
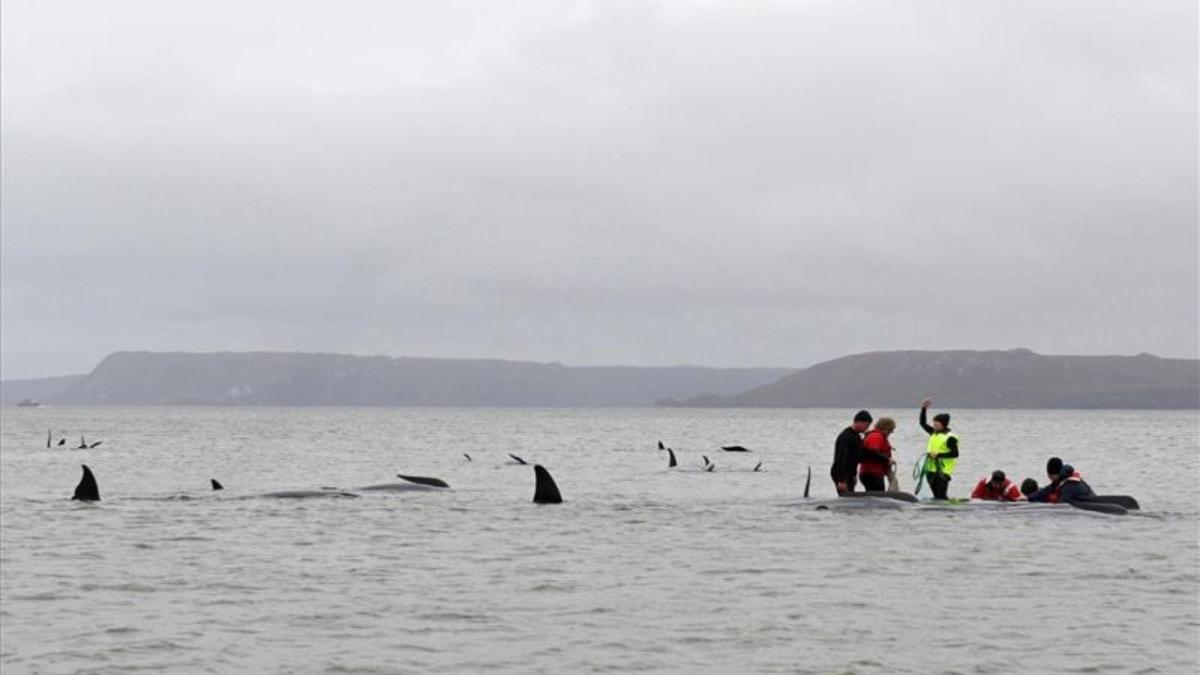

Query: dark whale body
<box><xmin>533</xmin><ymin>465</ymin><xmax>562</xmax><ymax>504</ymax></box>
<box><xmin>72</xmin><ymin>465</ymin><xmax>100</xmax><ymax>502</ymax></box>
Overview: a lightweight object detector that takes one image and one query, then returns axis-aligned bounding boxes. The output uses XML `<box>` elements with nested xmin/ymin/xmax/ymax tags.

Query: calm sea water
<box><xmin>1</xmin><ymin>407</ymin><xmax>1197</xmax><ymax>674</ymax></box>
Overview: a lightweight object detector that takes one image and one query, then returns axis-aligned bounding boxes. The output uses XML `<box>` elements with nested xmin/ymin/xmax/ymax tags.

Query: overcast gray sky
<box><xmin>2</xmin><ymin>0</ymin><xmax>1196</xmax><ymax>379</ymax></box>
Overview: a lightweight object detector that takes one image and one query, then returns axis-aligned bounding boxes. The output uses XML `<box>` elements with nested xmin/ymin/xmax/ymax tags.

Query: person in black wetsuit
<box><xmin>1054</xmin><ymin>464</ymin><xmax>1096</xmax><ymax>503</ymax></box>
<box><xmin>831</xmin><ymin>410</ymin><xmax>871</xmax><ymax>494</ymax></box>
<box><xmin>1027</xmin><ymin>457</ymin><xmax>1064</xmax><ymax>503</ymax></box>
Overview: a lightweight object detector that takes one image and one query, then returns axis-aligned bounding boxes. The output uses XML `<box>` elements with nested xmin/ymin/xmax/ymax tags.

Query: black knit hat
<box><xmin>853</xmin><ymin>410</ymin><xmax>873</xmax><ymax>423</ymax></box>
<box><xmin>1046</xmin><ymin>457</ymin><xmax>1063</xmax><ymax>476</ymax></box>
<box><xmin>991</xmin><ymin>470</ymin><xmax>1006</xmax><ymax>482</ymax></box>
<box><xmin>933</xmin><ymin>413</ymin><xmax>950</xmax><ymax>426</ymax></box>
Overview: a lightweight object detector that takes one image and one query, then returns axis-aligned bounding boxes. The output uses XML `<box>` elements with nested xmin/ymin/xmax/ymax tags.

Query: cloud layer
<box><xmin>2</xmin><ymin>0</ymin><xmax>1196</xmax><ymax>378</ymax></box>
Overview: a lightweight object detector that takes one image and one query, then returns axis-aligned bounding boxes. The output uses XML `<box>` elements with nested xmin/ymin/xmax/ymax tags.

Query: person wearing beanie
<box><xmin>970</xmin><ymin>469</ymin><xmax>1022</xmax><ymax>501</ymax></box>
<box><xmin>858</xmin><ymin>417</ymin><xmax>896</xmax><ymax>492</ymax></box>
<box><xmin>918</xmin><ymin>398</ymin><xmax>959</xmax><ymax>499</ymax></box>
<box><xmin>1027</xmin><ymin>457</ymin><xmax>1066</xmax><ymax>503</ymax></box>
<box><xmin>831</xmin><ymin>410</ymin><xmax>872</xmax><ymax>494</ymax></box>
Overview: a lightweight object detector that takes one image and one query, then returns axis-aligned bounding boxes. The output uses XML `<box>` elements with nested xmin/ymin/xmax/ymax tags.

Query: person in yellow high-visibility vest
<box><xmin>919</xmin><ymin>398</ymin><xmax>959</xmax><ymax>499</ymax></box>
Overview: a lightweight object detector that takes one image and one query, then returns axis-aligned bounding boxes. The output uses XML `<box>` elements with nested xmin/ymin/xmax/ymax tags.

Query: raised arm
<box><xmin>918</xmin><ymin>399</ymin><xmax>934</xmax><ymax>435</ymax></box>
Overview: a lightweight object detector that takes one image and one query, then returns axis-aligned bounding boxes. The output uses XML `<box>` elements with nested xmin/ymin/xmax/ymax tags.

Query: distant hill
<box><xmin>0</xmin><ymin>374</ymin><xmax>86</xmax><ymax>406</ymax></box>
<box><xmin>658</xmin><ymin>349</ymin><xmax>1200</xmax><ymax>409</ymax></box>
<box><xmin>18</xmin><ymin>351</ymin><xmax>793</xmax><ymax>406</ymax></box>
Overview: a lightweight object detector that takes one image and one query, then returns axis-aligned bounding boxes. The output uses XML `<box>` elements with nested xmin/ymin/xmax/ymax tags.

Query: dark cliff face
<box><xmin>663</xmin><ymin>349</ymin><xmax>1200</xmax><ymax>409</ymax></box>
<box><xmin>41</xmin><ymin>351</ymin><xmax>794</xmax><ymax>406</ymax></box>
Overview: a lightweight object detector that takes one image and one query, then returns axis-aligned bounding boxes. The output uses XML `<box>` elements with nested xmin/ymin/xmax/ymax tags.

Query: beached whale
<box><xmin>258</xmin><ymin>489</ymin><xmax>359</xmax><ymax>499</ymax></box>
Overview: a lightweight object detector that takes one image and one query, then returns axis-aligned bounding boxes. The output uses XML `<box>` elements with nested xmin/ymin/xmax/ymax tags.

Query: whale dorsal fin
<box><xmin>753</xmin><ymin>462</ymin><xmax>762</xmax><ymax>472</ymax></box>
<box><xmin>667</xmin><ymin>448</ymin><xmax>677</xmax><ymax>468</ymax></box>
<box><xmin>508</xmin><ymin>453</ymin><xmax>528</xmax><ymax>465</ymax></box>
<box><xmin>211</xmin><ymin>479</ymin><xmax>224</xmax><ymax>491</ymax></box>
<box><xmin>533</xmin><ymin>465</ymin><xmax>563</xmax><ymax>504</ymax></box>
<box><xmin>73</xmin><ymin>464</ymin><xmax>99</xmax><ymax>501</ymax></box>
<box><xmin>396</xmin><ymin>474</ymin><xmax>450</xmax><ymax>488</ymax></box>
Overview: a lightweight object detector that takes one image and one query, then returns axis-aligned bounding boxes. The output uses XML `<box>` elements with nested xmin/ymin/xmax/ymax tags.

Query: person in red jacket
<box><xmin>858</xmin><ymin>417</ymin><xmax>896</xmax><ymax>492</ymax></box>
<box><xmin>971</xmin><ymin>470</ymin><xmax>1023</xmax><ymax>501</ymax></box>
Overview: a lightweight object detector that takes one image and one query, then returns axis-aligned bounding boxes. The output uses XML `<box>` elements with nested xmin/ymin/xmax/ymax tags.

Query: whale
<box><xmin>533</xmin><ymin>465</ymin><xmax>562</xmax><ymax>504</ymax></box>
<box><xmin>259</xmin><ymin>489</ymin><xmax>359</xmax><ymax>499</ymax></box>
<box><xmin>508</xmin><ymin>453</ymin><xmax>528</xmax><ymax>465</ymax></box>
<box><xmin>753</xmin><ymin>462</ymin><xmax>762</xmax><ymax>472</ymax></box>
<box><xmin>72</xmin><ymin>465</ymin><xmax>100</xmax><ymax>502</ymax></box>
<box><xmin>657</xmin><ymin>441</ymin><xmax>665</xmax><ymax>450</ymax></box>
<box><xmin>463</xmin><ymin>453</ymin><xmax>472</xmax><ymax>462</ymax></box>
<box><xmin>89</xmin><ymin>441</ymin><xmax>102</xmax><ymax>449</ymax></box>
<box><xmin>666</xmin><ymin>447</ymin><xmax>677</xmax><ymax>468</ymax></box>
<box><xmin>57</xmin><ymin>438</ymin><xmax>66</xmax><ymax>446</ymax></box>
<box><xmin>721</xmin><ymin>445</ymin><xmax>751</xmax><ymax>453</ymax></box>
<box><xmin>803</xmin><ymin>466</ymin><xmax>812</xmax><ymax>498</ymax></box>
<box><xmin>46</xmin><ymin>430</ymin><xmax>51</xmax><ymax>449</ymax></box>
<box><xmin>77</xmin><ymin>435</ymin><xmax>88</xmax><ymax>450</ymax></box>
<box><xmin>211</xmin><ymin>479</ymin><xmax>224</xmax><ymax>491</ymax></box>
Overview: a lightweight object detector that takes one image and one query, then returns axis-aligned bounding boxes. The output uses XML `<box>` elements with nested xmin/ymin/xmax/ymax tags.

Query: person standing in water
<box><xmin>858</xmin><ymin>417</ymin><xmax>896</xmax><ymax>492</ymax></box>
<box><xmin>832</xmin><ymin>410</ymin><xmax>872</xmax><ymax>494</ymax></box>
<box><xmin>919</xmin><ymin>398</ymin><xmax>959</xmax><ymax>499</ymax></box>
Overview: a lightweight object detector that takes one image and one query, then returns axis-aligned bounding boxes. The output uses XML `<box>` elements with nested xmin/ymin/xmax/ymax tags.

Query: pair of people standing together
<box><xmin>830</xmin><ymin>399</ymin><xmax>959</xmax><ymax>499</ymax></box>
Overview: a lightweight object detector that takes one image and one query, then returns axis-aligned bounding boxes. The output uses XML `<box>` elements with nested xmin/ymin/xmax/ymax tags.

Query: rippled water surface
<box><xmin>2</xmin><ymin>407</ymin><xmax>1197</xmax><ymax>674</ymax></box>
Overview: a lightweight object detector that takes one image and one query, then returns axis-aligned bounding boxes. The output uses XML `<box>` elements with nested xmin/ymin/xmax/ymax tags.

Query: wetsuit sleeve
<box><xmin>942</xmin><ymin>436</ymin><xmax>959</xmax><ymax>458</ymax></box>
<box><xmin>919</xmin><ymin>407</ymin><xmax>934</xmax><ymax>435</ymax></box>
<box><xmin>1028</xmin><ymin>484</ymin><xmax>1055</xmax><ymax>503</ymax></box>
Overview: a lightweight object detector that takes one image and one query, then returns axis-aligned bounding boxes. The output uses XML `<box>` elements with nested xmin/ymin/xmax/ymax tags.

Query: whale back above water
<box><xmin>260</xmin><ymin>489</ymin><xmax>359</xmax><ymax>499</ymax></box>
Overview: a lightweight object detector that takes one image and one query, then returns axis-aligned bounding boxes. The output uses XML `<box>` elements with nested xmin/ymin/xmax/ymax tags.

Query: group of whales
<box><xmin>66</xmin><ymin>439</ymin><xmax>1139</xmax><ymax>516</ymax></box>
<box><xmin>47</xmin><ymin>430</ymin><xmax>102</xmax><ymax>449</ymax></box>
<box><xmin>658</xmin><ymin>441</ymin><xmax>762</xmax><ymax>472</ymax></box>
<box><xmin>70</xmin><ymin>460</ymin><xmax>564</xmax><ymax>505</ymax></box>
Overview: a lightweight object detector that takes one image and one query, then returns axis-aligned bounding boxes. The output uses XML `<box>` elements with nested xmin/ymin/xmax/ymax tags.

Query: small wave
<box><xmin>79</xmin><ymin>582</ymin><xmax>158</xmax><ymax>593</ymax></box>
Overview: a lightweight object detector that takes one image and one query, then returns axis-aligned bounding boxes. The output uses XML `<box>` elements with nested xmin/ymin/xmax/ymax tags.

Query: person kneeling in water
<box><xmin>1054</xmin><ymin>464</ymin><xmax>1096</xmax><ymax>503</ymax></box>
<box><xmin>1027</xmin><ymin>457</ymin><xmax>1064</xmax><ymax>503</ymax></box>
<box><xmin>858</xmin><ymin>417</ymin><xmax>896</xmax><ymax>492</ymax></box>
<box><xmin>971</xmin><ymin>470</ymin><xmax>1022</xmax><ymax>501</ymax></box>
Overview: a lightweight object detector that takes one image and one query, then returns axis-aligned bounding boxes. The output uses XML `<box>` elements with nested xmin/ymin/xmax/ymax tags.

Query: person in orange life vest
<box><xmin>1027</xmin><ymin>457</ymin><xmax>1065</xmax><ymax>503</ymax></box>
<box><xmin>971</xmin><ymin>470</ymin><xmax>1022</xmax><ymax>501</ymax></box>
<box><xmin>858</xmin><ymin>417</ymin><xmax>896</xmax><ymax>492</ymax></box>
